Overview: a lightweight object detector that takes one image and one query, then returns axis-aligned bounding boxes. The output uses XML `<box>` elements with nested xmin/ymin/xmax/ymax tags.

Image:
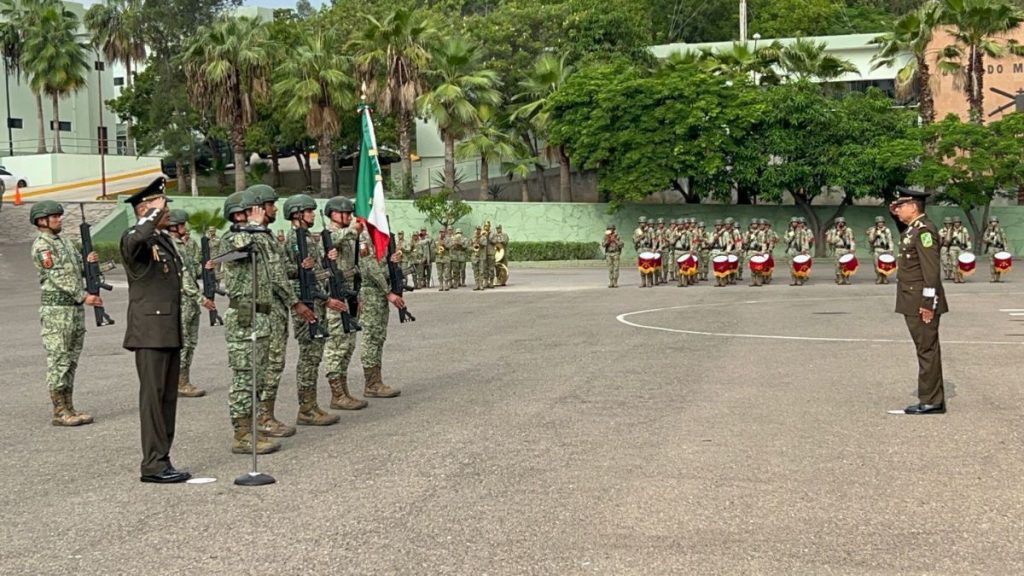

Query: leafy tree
<box><xmin>987</xmin><ymin>112</ymin><xmax>1024</xmax><ymax>205</ymax></box>
<box><xmin>871</xmin><ymin>1</ymin><xmax>942</xmax><ymax>124</ymax></box>
<box><xmin>778</xmin><ymin>38</ymin><xmax>859</xmax><ymax>81</ymax></box>
<box><xmin>1</xmin><ymin>0</ymin><xmax>60</xmax><ymax>153</ymax></box>
<box><xmin>84</xmin><ymin>0</ymin><xmax>146</xmax><ymax>155</ymax></box>
<box><xmin>511</xmin><ymin>53</ymin><xmax>575</xmax><ymax>201</ymax></box>
<box><xmin>689</xmin><ymin>41</ymin><xmax>783</xmax><ymax>86</ymax></box>
<box><xmin>455</xmin><ymin>119</ymin><xmax>517</xmax><ymax>199</ymax></box>
<box><xmin>413</xmin><ymin>187</ymin><xmax>473</xmax><ymax>226</ymax></box>
<box><xmin>562</xmin><ymin>0</ymin><xmax>654</xmax><ymax>66</ymax></box>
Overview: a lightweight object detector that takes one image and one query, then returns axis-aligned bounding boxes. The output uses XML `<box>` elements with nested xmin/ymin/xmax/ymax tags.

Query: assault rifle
<box><xmin>79</xmin><ymin>205</ymin><xmax>114</xmax><ymax>327</ymax></box>
<box><xmin>296</xmin><ymin>227</ymin><xmax>329</xmax><ymax>339</ymax></box>
<box><xmin>201</xmin><ymin>236</ymin><xmax>225</xmax><ymax>326</ymax></box>
<box><xmin>321</xmin><ymin>227</ymin><xmax>361</xmax><ymax>334</ymax></box>
<box><xmin>387</xmin><ymin>229</ymin><xmax>415</xmax><ymax>323</ymax></box>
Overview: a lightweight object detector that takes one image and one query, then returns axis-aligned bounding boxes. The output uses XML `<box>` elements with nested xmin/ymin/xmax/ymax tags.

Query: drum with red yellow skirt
<box><xmin>791</xmin><ymin>254</ymin><xmax>812</xmax><ymax>279</ymax></box>
<box><xmin>712</xmin><ymin>255</ymin><xmax>731</xmax><ymax>278</ymax></box>
<box><xmin>727</xmin><ymin>254</ymin><xmax>739</xmax><ymax>274</ymax></box>
<box><xmin>839</xmin><ymin>253</ymin><xmax>858</xmax><ymax>277</ymax></box>
<box><xmin>677</xmin><ymin>253</ymin><xmax>698</xmax><ymax>277</ymax></box>
<box><xmin>749</xmin><ymin>254</ymin><xmax>769</xmax><ymax>275</ymax></box>
<box><xmin>638</xmin><ymin>251</ymin><xmax>659</xmax><ymax>274</ymax></box>
<box><xmin>993</xmin><ymin>251</ymin><xmax>1012</xmax><ymax>274</ymax></box>
<box><xmin>957</xmin><ymin>252</ymin><xmax>976</xmax><ymax>276</ymax></box>
<box><xmin>876</xmin><ymin>253</ymin><xmax>897</xmax><ymax>276</ymax></box>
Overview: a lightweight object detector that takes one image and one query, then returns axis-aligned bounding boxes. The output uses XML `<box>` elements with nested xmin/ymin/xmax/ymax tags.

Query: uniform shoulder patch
<box><xmin>920</xmin><ymin>231</ymin><xmax>933</xmax><ymax>248</ymax></box>
<box><xmin>40</xmin><ymin>249</ymin><xmax>54</xmax><ymax>269</ymax></box>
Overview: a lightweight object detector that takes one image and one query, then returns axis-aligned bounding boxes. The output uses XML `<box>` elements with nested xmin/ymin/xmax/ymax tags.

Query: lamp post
<box><xmin>95</xmin><ymin>59</ymin><xmax>107</xmax><ymax>199</ymax></box>
<box><xmin>3</xmin><ymin>58</ymin><xmax>12</xmax><ymax>157</ymax></box>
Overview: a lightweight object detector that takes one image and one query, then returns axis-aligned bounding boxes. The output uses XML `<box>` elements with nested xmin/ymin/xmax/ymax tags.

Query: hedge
<box><xmin>506</xmin><ymin>241</ymin><xmax>601</xmax><ymax>261</ymax></box>
<box><xmin>94</xmin><ymin>241</ymin><xmax>123</xmax><ymax>265</ymax></box>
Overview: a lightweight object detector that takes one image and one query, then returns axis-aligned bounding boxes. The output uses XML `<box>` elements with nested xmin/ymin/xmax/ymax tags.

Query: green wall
<box><xmin>94</xmin><ymin>198</ymin><xmax>1024</xmax><ymax>259</ymax></box>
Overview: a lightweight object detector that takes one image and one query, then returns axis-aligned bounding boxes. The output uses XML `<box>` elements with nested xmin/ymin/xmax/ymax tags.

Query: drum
<box><xmin>653</xmin><ymin>252</ymin><xmax>662</xmax><ymax>271</ymax></box>
<box><xmin>749</xmin><ymin>254</ymin><xmax>769</xmax><ymax>274</ymax></box>
<box><xmin>839</xmin><ymin>253</ymin><xmax>858</xmax><ymax>277</ymax></box>
<box><xmin>712</xmin><ymin>255</ymin><xmax>731</xmax><ymax>278</ymax></box>
<box><xmin>726</xmin><ymin>254</ymin><xmax>739</xmax><ymax>273</ymax></box>
<box><xmin>677</xmin><ymin>253</ymin><xmax>698</xmax><ymax>276</ymax></box>
<box><xmin>638</xmin><ymin>251</ymin><xmax>659</xmax><ymax>274</ymax></box>
<box><xmin>876</xmin><ymin>253</ymin><xmax>897</xmax><ymax>276</ymax></box>
<box><xmin>957</xmin><ymin>252</ymin><xmax>976</xmax><ymax>276</ymax></box>
<box><xmin>791</xmin><ymin>254</ymin><xmax>812</xmax><ymax>278</ymax></box>
<box><xmin>993</xmin><ymin>251</ymin><xmax>1013</xmax><ymax>273</ymax></box>
<box><xmin>765</xmin><ymin>254</ymin><xmax>776</xmax><ymax>274</ymax></box>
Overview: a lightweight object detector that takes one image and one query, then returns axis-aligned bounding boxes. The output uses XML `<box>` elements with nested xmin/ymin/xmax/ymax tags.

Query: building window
<box><xmin>7</xmin><ymin>118</ymin><xmax>22</xmax><ymax>129</ymax></box>
<box><xmin>113</xmin><ymin>76</ymin><xmax>125</xmax><ymax>86</ymax></box>
<box><xmin>49</xmin><ymin>120</ymin><xmax>72</xmax><ymax>132</ymax></box>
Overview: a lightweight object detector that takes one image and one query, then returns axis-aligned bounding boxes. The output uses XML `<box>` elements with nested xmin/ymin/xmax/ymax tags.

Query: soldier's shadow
<box><xmin>908</xmin><ymin>380</ymin><xmax>957</xmax><ymax>399</ymax></box>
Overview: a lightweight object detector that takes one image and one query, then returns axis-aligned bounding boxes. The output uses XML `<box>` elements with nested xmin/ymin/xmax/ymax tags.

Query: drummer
<box><xmin>674</xmin><ymin>220</ymin><xmax>695</xmax><ymax>287</ymax></box>
<box><xmin>785</xmin><ymin>217</ymin><xmax>814</xmax><ymax>286</ymax></box>
<box><xmin>982</xmin><ymin>216</ymin><xmax>1009</xmax><ymax>283</ymax></box>
<box><xmin>866</xmin><ymin>215</ymin><xmax>895</xmax><ymax>285</ymax></box>
<box><xmin>826</xmin><ymin>217</ymin><xmax>856</xmax><ymax>284</ymax></box>
<box><xmin>948</xmin><ymin>216</ymin><xmax>971</xmax><ymax>284</ymax></box>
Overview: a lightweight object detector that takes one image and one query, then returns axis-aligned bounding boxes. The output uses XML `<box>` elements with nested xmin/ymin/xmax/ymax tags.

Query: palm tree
<box><xmin>779</xmin><ymin>38</ymin><xmax>859</xmax><ymax>82</ymax></box>
<box><xmin>0</xmin><ymin>0</ymin><xmax>59</xmax><ymax>153</ymax></box>
<box><xmin>84</xmin><ymin>0</ymin><xmax>145</xmax><ymax>155</ymax></box>
<box><xmin>511</xmin><ymin>53</ymin><xmax>574</xmax><ymax>201</ymax></box>
<box><xmin>350</xmin><ymin>7</ymin><xmax>438</xmax><ymax>185</ymax></box>
<box><xmin>456</xmin><ymin>120</ymin><xmax>517</xmax><ymax>200</ymax></box>
<box><xmin>417</xmin><ymin>36</ymin><xmax>502</xmax><ymax>190</ymax></box>
<box><xmin>871</xmin><ymin>1</ymin><xmax>942</xmax><ymax>125</ymax></box>
<box><xmin>182</xmin><ymin>16</ymin><xmax>270</xmax><ymax>192</ymax></box>
<box><xmin>275</xmin><ymin>22</ymin><xmax>354</xmax><ymax>196</ymax></box>
<box><xmin>938</xmin><ymin>0</ymin><xmax>1024</xmax><ymax>123</ymax></box>
<box><xmin>21</xmin><ymin>2</ymin><xmax>88</xmax><ymax>153</ymax></box>
<box><xmin>696</xmin><ymin>41</ymin><xmax>783</xmax><ymax>86</ymax></box>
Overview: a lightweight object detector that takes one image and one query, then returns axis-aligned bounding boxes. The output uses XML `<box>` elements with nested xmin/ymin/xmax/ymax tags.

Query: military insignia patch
<box><xmin>41</xmin><ymin>250</ymin><xmax>53</xmax><ymax>269</ymax></box>
<box><xmin>920</xmin><ymin>232</ymin><xmax>933</xmax><ymax>248</ymax></box>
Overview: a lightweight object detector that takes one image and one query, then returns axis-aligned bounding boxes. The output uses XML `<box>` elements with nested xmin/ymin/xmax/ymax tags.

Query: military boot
<box><xmin>329</xmin><ymin>376</ymin><xmax>368</xmax><ymax>410</ymax></box>
<box><xmin>297</xmin><ymin>389</ymin><xmax>340</xmax><ymax>426</ymax></box>
<box><xmin>364</xmin><ymin>365</ymin><xmax>400</xmax><ymax>398</ymax></box>
<box><xmin>231</xmin><ymin>417</ymin><xmax>281</xmax><ymax>454</ymax></box>
<box><xmin>257</xmin><ymin>399</ymin><xmax>297</xmax><ymax>437</ymax></box>
<box><xmin>61</xmin><ymin>389</ymin><xmax>94</xmax><ymax>424</ymax></box>
<box><xmin>177</xmin><ymin>368</ymin><xmax>206</xmax><ymax>398</ymax></box>
<box><xmin>51</xmin><ymin>390</ymin><xmax>88</xmax><ymax>426</ymax></box>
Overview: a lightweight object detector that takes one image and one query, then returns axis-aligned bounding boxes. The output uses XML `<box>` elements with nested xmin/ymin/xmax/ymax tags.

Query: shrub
<box><xmin>94</xmin><ymin>241</ymin><xmax>123</xmax><ymax>265</ymax></box>
<box><xmin>506</xmin><ymin>241</ymin><xmax>601</xmax><ymax>261</ymax></box>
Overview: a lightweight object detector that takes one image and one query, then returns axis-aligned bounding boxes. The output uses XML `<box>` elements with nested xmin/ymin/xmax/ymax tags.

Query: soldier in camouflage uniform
<box><xmin>826</xmin><ymin>217</ymin><xmax>856</xmax><ymax>284</ymax></box>
<box><xmin>633</xmin><ymin>216</ymin><xmax>655</xmax><ymax>287</ymax></box>
<box><xmin>359</xmin><ymin>231</ymin><xmax>403</xmax><ymax>398</ymax></box>
<box><xmin>784</xmin><ymin>217</ymin><xmax>813</xmax><ymax>286</ymax></box>
<box><xmin>30</xmin><ymin>201</ymin><xmax>100</xmax><ymax>426</ymax></box>
<box><xmin>220</xmin><ymin>191</ymin><xmax>316</xmax><ymax>454</ymax></box>
<box><xmin>321</xmin><ymin>197</ymin><xmax>367</xmax><ymax>411</ymax></box>
<box><xmin>435</xmin><ymin>227</ymin><xmax>451</xmax><ymax>291</ymax></box>
<box><xmin>166</xmin><ymin>209</ymin><xmax>211</xmax><ymax>397</ymax></box>
<box><xmin>282</xmin><ymin>194</ymin><xmax>341</xmax><ymax>426</ymax></box>
<box><xmin>939</xmin><ymin>217</ymin><xmax>953</xmax><ymax>280</ymax></box>
<box><xmin>947</xmin><ymin>216</ymin><xmax>971</xmax><ymax>284</ymax></box>
<box><xmin>695</xmin><ymin>221</ymin><xmax>710</xmax><ymax>281</ymax></box>
<box><xmin>470</xmin><ymin>226</ymin><xmax>484</xmax><ymax>290</ymax></box>
<box><xmin>603</xmin><ymin>224</ymin><xmax>623</xmax><ymax>288</ymax></box>
<box><xmin>983</xmin><ymin>216</ymin><xmax>1010</xmax><ymax>282</ymax></box>
<box><xmin>866</xmin><ymin>215</ymin><xmax>895</xmax><ymax>285</ymax></box>
<box><xmin>483</xmin><ymin>221</ymin><xmax>497</xmax><ymax>288</ymax></box>
<box><xmin>419</xmin><ymin>228</ymin><xmax>434</xmax><ymax>288</ymax></box>
<box><xmin>451</xmin><ymin>228</ymin><xmax>467</xmax><ymax>288</ymax></box>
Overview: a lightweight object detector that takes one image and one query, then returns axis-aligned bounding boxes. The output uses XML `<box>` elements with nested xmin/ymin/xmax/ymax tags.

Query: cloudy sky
<box><xmin>78</xmin><ymin>0</ymin><xmax>325</xmax><ymax>7</ymax></box>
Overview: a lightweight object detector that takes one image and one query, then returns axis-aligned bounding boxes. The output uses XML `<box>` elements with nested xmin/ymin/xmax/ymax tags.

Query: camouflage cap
<box><xmin>29</xmin><ymin>200</ymin><xmax>64</xmax><ymax>224</ymax></box>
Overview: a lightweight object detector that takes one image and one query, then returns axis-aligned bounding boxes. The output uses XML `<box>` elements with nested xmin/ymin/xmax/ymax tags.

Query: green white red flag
<box><xmin>354</xmin><ymin>102</ymin><xmax>390</xmax><ymax>261</ymax></box>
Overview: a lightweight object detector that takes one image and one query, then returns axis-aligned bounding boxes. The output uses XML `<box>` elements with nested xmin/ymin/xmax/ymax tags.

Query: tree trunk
<box><xmin>1018</xmin><ymin>183</ymin><xmax>1024</xmax><ymax>206</ymax></box>
<box><xmin>175</xmin><ymin>160</ymin><xmax>184</xmax><ymax>191</ymax></box>
<box><xmin>520</xmin><ymin>176</ymin><xmax>529</xmax><ymax>202</ymax></box>
<box><xmin>35</xmin><ymin>92</ymin><xmax>46</xmax><ymax>153</ymax></box>
<box><xmin>318</xmin><ymin>134</ymin><xmax>333</xmax><ymax>197</ymax></box>
<box><xmin>233</xmin><ymin>146</ymin><xmax>246</xmax><ymax>192</ymax></box>
<box><xmin>399</xmin><ymin>109</ymin><xmax>413</xmax><ymax>182</ymax></box>
<box><xmin>125</xmin><ymin>59</ymin><xmax>136</xmax><ymax>156</ymax></box>
<box><xmin>271</xmin><ymin>148</ymin><xmax>281</xmax><ymax>187</ymax></box>
<box><xmin>968</xmin><ymin>46</ymin><xmax>985</xmax><ymax>124</ymax></box>
<box><xmin>736</xmin><ymin>185</ymin><xmax>752</xmax><ymax>205</ymax></box>
<box><xmin>917</xmin><ymin>57</ymin><xmax>935</xmax><ymax>125</ymax></box>
<box><xmin>51</xmin><ymin>95</ymin><xmax>62</xmax><ymax>153</ymax></box>
<box><xmin>443</xmin><ymin>131</ymin><xmax>455</xmax><ymax>190</ymax></box>
<box><xmin>671</xmin><ymin>179</ymin><xmax>701</xmax><ymax>204</ymax></box>
<box><xmin>793</xmin><ymin>191</ymin><xmax>824</xmax><ymax>257</ymax></box>
<box><xmin>558</xmin><ymin>145</ymin><xmax>571</xmax><ymax>202</ymax></box>
<box><xmin>479</xmin><ymin>156</ymin><xmax>489</xmax><ymax>200</ymax></box>
<box><xmin>963</xmin><ymin>203</ymin><xmax>988</xmax><ymax>253</ymax></box>
<box><xmin>190</xmin><ymin>155</ymin><xmax>198</xmax><ymax>197</ymax></box>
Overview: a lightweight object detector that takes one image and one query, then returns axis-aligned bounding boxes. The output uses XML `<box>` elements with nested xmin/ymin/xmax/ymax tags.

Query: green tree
<box><xmin>690</xmin><ymin>41</ymin><xmax>783</xmax><ymax>86</ymax></box>
<box><xmin>182</xmin><ymin>16</ymin><xmax>270</xmax><ymax>192</ymax></box>
<box><xmin>511</xmin><ymin>53</ymin><xmax>575</xmax><ymax>201</ymax></box>
<box><xmin>275</xmin><ymin>20</ymin><xmax>354</xmax><ymax>196</ymax></box>
<box><xmin>778</xmin><ymin>38</ymin><xmax>859</xmax><ymax>82</ymax></box>
<box><xmin>871</xmin><ymin>1</ymin><xmax>942</xmax><ymax>124</ymax></box>
<box><xmin>413</xmin><ymin>187</ymin><xmax>473</xmax><ymax>226</ymax></box>
<box><xmin>455</xmin><ymin>119</ymin><xmax>517</xmax><ymax>200</ymax></box>
<box><xmin>417</xmin><ymin>36</ymin><xmax>502</xmax><ymax>190</ymax></box>
<box><xmin>1</xmin><ymin>0</ymin><xmax>59</xmax><ymax>153</ymax></box>
<box><xmin>84</xmin><ymin>0</ymin><xmax>145</xmax><ymax>155</ymax></box>
<box><xmin>561</xmin><ymin>0</ymin><xmax>654</xmax><ymax>66</ymax></box>
<box><xmin>988</xmin><ymin>112</ymin><xmax>1024</xmax><ymax>205</ymax></box>
<box><xmin>938</xmin><ymin>0</ymin><xmax>1024</xmax><ymax>123</ymax></box>
<box><xmin>21</xmin><ymin>2</ymin><xmax>88</xmax><ymax>154</ymax></box>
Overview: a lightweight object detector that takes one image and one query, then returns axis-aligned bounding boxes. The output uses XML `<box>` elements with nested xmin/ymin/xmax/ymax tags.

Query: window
<box><xmin>0</xmin><ymin>169</ymin><xmax>9</xmax><ymax>177</ymax></box>
<box><xmin>113</xmin><ymin>76</ymin><xmax>125</xmax><ymax>86</ymax></box>
<box><xmin>49</xmin><ymin>120</ymin><xmax>71</xmax><ymax>132</ymax></box>
<box><xmin>7</xmin><ymin>118</ymin><xmax>22</xmax><ymax>129</ymax></box>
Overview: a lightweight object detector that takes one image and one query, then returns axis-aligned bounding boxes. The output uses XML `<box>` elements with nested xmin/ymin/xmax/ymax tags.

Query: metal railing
<box><xmin>0</xmin><ymin>137</ymin><xmax>135</xmax><ymax>157</ymax></box>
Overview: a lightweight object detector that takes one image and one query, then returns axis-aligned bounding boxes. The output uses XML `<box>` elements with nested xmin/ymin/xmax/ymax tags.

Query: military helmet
<box><xmin>724</xmin><ymin>217</ymin><xmax>734</xmax><ymax>224</ymax></box>
<box><xmin>835</xmin><ymin>217</ymin><xmax>846</xmax><ymax>224</ymax></box>
<box><xmin>29</xmin><ymin>200</ymin><xmax>64</xmax><ymax>224</ymax></box>
<box><xmin>638</xmin><ymin>216</ymin><xmax>646</xmax><ymax>223</ymax></box>
<box><xmin>790</xmin><ymin>216</ymin><xmax>799</xmax><ymax>223</ymax></box>
<box><xmin>607</xmin><ymin>223</ymin><xmax>615</xmax><ymax>230</ymax></box>
<box><xmin>657</xmin><ymin>217</ymin><xmax>665</xmax><ymax>224</ymax></box>
<box><xmin>698</xmin><ymin>221</ymin><xmax>705</xmax><ymax>228</ymax></box>
<box><xmin>952</xmin><ymin>216</ymin><xmax>961</xmax><ymax>224</ymax></box>
<box><xmin>714</xmin><ymin>219</ymin><xmax>723</xmax><ymax>226</ymax></box>
<box><xmin>246</xmin><ymin>184</ymin><xmax>278</xmax><ymax>204</ymax></box>
<box><xmin>942</xmin><ymin>217</ymin><xmax>952</xmax><ymax>224</ymax></box>
<box><xmin>283</xmin><ymin>194</ymin><xmax>317</xmax><ymax>219</ymax></box>
<box><xmin>874</xmin><ymin>216</ymin><xmax>885</xmax><ymax>223</ymax></box>
<box><xmin>990</xmin><ymin>216</ymin><xmax>999</xmax><ymax>223</ymax></box>
<box><xmin>168</xmin><ymin>209</ymin><xmax>189</xmax><ymax>226</ymax></box>
<box><xmin>223</xmin><ymin>191</ymin><xmax>258</xmax><ymax>220</ymax></box>
<box><xmin>797</xmin><ymin>216</ymin><xmax>807</xmax><ymax>223</ymax></box>
<box><xmin>323</xmin><ymin>196</ymin><xmax>355</xmax><ymax>217</ymax></box>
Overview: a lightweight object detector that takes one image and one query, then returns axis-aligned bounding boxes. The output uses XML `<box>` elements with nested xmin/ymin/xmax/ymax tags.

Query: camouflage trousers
<box><xmin>359</xmin><ymin>286</ymin><xmax>390</xmax><ymax>369</ymax></box>
<box><xmin>225</xmin><ymin>308</ymin><xmax>271</xmax><ymax>419</ymax></box>
<box><xmin>436</xmin><ymin>261</ymin><xmax>451</xmax><ymax>289</ymax></box>
<box><xmin>40</xmin><ymin>305</ymin><xmax>85</xmax><ymax>392</ymax></box>
<box><xmin>484</xmin><ymin>254</ymin><xmax>496</xmax><ymax>285</ymax></box>
<box><xmin>323</xmin><ymin>308</ymin><xmax>357</xmax><ymax>380</ymax></box>
<box><xmin>179</xmin><ymin>300</ymin><xmax>200</xmax><ymax>371</ymax></box>
<box><xmin>454</xmin><ymin>259</ymin><xmax>466</xmax><ymax>285</ymax></box>
<box><xmin>263</xmin><ymin>304</ymin><xmax>290</xmax><ymax>401</ymax></box>
<box><xmin>291</xmin><ymin>302</ymin><xmax>325</xmax><ymax>392</ymax></box>
<box><xmin>606</xmin><ymin>253</ymin><xmax>620</xmax><ymax>286</ymax></box>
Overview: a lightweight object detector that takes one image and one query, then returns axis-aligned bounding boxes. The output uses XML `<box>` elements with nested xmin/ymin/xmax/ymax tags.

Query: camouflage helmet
<box><xmin>714</xmin><ymin>219</ymin><xmax>723</xmax><ymax>226</ymax></box>
<box><xmin>223</xmin><ymin>191</ymin><xmax>258</xmax><ymax>220</ymax></box>
<box><xmin>874</xmin><ymin>215</ymin><xmax>885</xmax><ymax>223</ymax></box>
<box><xmin>835</xmin><ymin>216</ymin><xmax>846</xmax><ymax>224</ymax></box>
<box><xmin>952</xmin><ymin>216</ymin><xmax>961</xmax><ymax>224</ymax></box>
<box><xmin>724</xmin><ymin>217</ymin><xmax>734</xmax><ymax>224</ymax></box>
<box><xmin>323</xmin><ymin>196</ymin><xmax>355</xmax><ymax>217</ymax></box>
<box><xmin>790</xmin><ymin>216</ymin><xmax>799</xmax><ymax>223</ymax></box>
<box><xmin>283</xmin><ymin>194</ymin><xmax>317</xmax><ymax>219</ymax></box>
<box><xmin>168</xmin><ymin>209</ymin><xmax>189</xmax><ymax>226</ymax></box>
<box><xmin>942</xmin><ymin>217</ymin><xmax>952</xmax><ymax>224</ymax></box>
<box><xmin>657</xmin><ymin>217</ymin><xmax>665</xmax><ymax>224</ymax></box>
<box><xmin>607</xmin><ymin>223</ymin><xmax>616</xmax><ymax>230</ymax></box>
<box><xmin>638</xmin><ymin>216</ymin><xmax>647</xmax><ymax>223</ymax></box>
<box><xmin>697</xmin><ymin>221</ymin><xmax>705</xmax><ymax>228</ymax></box>
<box><xmin>750</xmin><ymin>218</ymin><xmax>758</xmax><ymax>226</ymax></box>
<box><xmin>29</xmin><ymin>200</ymin><xmax>64</xmax><ymax>224</ymax></box>
<box><xmin>990</xmin><ymin>216</ymin><xmax>1000</xmax><ymax>223</ymax></box>
<box><xmin>797</xmin><ymin>216</ymin><xmax>807</xmax><ymax>223</ymax></box>
<box><xmin>246</xmin><ymin>184</ymin><xmax>278</xmax><ymax>204</ymax></box>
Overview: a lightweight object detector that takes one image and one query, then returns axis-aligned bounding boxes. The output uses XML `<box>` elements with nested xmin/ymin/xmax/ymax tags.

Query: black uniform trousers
<box><xmin>904</xmin><ymin>314</ymin><xmax>944</xmax><ymax>405</ymax></box>
<box><xmin>136</xmin><ymin>348</ymin><xmax>180</xmax><ymax>476</ymax></box>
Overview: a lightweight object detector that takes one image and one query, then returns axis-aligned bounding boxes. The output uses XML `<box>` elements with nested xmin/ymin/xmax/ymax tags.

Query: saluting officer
<box><xmin>888</xmin><ymin>188</ymin><xmax>948</xmax><ymax>415</ymax></box>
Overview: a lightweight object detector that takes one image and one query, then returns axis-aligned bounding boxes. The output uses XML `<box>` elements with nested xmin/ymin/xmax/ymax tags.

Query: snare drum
<box><xmin>839</xmin><ymin>253</ymin><xmax>858</xmax><ymax>277</ymax></box>
<box><xmin>749</xmin><ymin>253</ymin><xmax>769</xmax><ymax>274</ymax></box>
<box><xmin>712</xmin><ymin>255</ymin><xmax>731</xmax><ymax>278</ymax></box>
<box><xmin>876</xmin><ymin>253</ymin><xmax>897</xmax><ymax>276</ymax></box>
<box><xmin>993</xmin><ymin>251</ymin><xmax>1013</xmax><ymax>273</ymax></box>
<box><xmin>957</xmin><ymin>252</ymin><xmax>976</xmax><ymax>276</ymax></box>
<box><xmin>791</xmin><ymin>254</ymin><xmax>812</xmax><ymax>278</ymax></box>
<box><xmin>638</xmin><ymin>251</ymin><xmax>658</xmax><ymax>274</ymax></box>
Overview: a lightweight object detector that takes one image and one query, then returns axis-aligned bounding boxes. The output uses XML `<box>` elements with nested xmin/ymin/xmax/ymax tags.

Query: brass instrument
<box><xmin>437</xmin><ymin>243</ymin><xmax>445</xmax><ymax>257</ymax></box>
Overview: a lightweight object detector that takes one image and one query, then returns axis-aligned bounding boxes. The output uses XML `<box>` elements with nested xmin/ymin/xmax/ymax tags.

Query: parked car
<box><xmin>0</xmin><ymin>167</ymin><xmax>28</xmax><ymax>189</ymax></box>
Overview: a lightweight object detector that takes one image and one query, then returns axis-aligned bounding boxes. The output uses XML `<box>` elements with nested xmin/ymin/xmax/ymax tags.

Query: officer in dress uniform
<box><xmin>888</xmin><ymin>188</ymin><xmax>948</xmax><ymax>415</ymax></box>
<box><xmin>120</xmin><ymin>177</ymin><xmax>192</xmax><ymax>483</ymax></box>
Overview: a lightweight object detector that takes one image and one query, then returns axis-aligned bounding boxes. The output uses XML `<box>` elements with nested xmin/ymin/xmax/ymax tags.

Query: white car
<box><xmin>0</xmin><ymin>167</ymin><xmax>28</xmax><ymax>190</ymax></box>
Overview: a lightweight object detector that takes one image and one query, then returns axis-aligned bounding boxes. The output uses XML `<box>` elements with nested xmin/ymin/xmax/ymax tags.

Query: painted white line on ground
<box><xmin>617</xmin><ymin>295</ymin><xmax>1024</xmax><ymax>346</ymax></box>
<box><xmin>998</xmin><ymin>309</ymin><xmax>1024</xmax><ymax>312</ymax></box>
<box><xmin>1009</xmin><ymin>313</ymin><xmax>1024</xmax><ymax>317</ymax></box>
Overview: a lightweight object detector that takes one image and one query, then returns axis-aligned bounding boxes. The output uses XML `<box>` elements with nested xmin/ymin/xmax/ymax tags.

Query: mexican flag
<box><xmin>354</xmin><ymin>103</ymin><xmax>391</xmax><ymax>261</ymax></box>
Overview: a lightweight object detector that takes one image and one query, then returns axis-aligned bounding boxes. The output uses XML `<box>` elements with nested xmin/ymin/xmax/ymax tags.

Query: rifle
<box><xmin>321</xmin><ymin>225</ymin><xmax>362</xmax><ymax>334</ymax></box>
<box><xmin>200</xmin><ymin>236</ymin><xmax>225</xmax><ymax>326</ymax></box>
<box><xmin>295</xmin><ymin>227</ymin><xmax>329</xmax><ymax>339</ymax></box>
<box><xmin>79</xmin><ymin>205</ymin><xmax>114</xmax><ymax>327</ymax></box>
<box><xmin>386</xmin><ymin>227</ymin><xmax>415</xmax><ymax>323</ymax></box>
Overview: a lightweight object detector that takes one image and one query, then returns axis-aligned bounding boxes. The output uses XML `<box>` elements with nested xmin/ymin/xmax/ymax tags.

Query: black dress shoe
<box><xmin>140</xmin><ymin>468</ymin><xmax>192</xmax><ymax>484</ymax></box>
<box><xmin>890</xmin><ymin>402</ymin><xmax>946</xmax><ymax>415</ymax></box>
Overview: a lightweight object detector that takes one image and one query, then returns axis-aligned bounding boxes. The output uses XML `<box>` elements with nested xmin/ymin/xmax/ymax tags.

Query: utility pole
<box><xmin>739</xmin><ymin>0</ymin><xmax>748</xmax><ymax>42</ymax></box>
<box><xmin>95</xmin><ymin>58</ymin><xmax>107</xmax><ymax>200</ymax></box>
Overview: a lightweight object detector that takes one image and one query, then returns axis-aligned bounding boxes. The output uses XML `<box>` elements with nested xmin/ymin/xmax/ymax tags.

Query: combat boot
<box><xmin>61</xmin><ymin>389</ymin><xmax>94</xmax><ymax>424</ymax></box>
<box><xmin>297</xmin><ymin>389</ymin><xmax>340</xmax><ymax>426</ymax></box>
<box><xmin>177</xmin><ymin>368</ymin><xmax>206</xmax><ymax>398</ymax></box>
<box><xmin>51</xmin><ymin>390</ymin><xmax>87</xmax><ymax>426</ymax></box>
<box><xmin>364</xmin><ymin>365</ymin><xmax>400</xmax><ymax>398</ymax></box>
<box><xmin>329</xmin><ymin>376</ymin><xmax>368</xmax><ymax>410</ymax></box>
<box><xmin>231</xmin><ymin>417</ymin><xmax>280</xmax><ymax>454</ymax></box>
<box><xmin>257</xmin><ymin>399</ymin><xmax>296</xmax><ymax>437</ymax></box>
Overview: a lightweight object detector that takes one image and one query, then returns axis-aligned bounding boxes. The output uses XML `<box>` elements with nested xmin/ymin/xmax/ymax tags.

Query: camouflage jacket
<box><xmin>31</xmin><ymin>231</ymin><xmax>85</xmax><ymax>303</ymax></box>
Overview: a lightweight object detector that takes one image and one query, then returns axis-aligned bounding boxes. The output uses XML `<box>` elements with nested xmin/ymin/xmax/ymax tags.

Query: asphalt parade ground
<box><xmin>1</xmin><ymin>249</ymin><xmax>1022</xmax><ymax>575</ymax></box>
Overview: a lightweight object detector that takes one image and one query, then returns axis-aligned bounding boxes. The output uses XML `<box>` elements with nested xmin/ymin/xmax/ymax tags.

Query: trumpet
<box><xmin>437</xmin><ymin>244</ymin><xmax>445</xmax><ymax>257</ymax></box>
